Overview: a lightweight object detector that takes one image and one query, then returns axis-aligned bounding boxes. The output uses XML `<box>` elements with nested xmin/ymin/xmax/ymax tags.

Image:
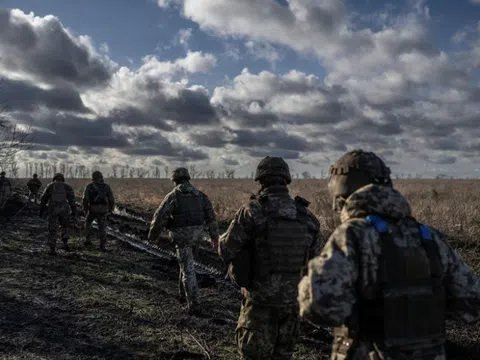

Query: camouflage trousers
<box><xmin>28</xmin><ymin>191</ymin><xmax>39</xmax><ymax>204</ymax></box>
<box><xmin>85</xmin><ymin>212</ymin><xmax>107</xmax><ymax>248</ymax></box>
<box><xmin>176</xmin><ymin>245</ymin><xmax>199</xmax><ymax>310</ymax></box>
<box><xmin>47</xmin><ymin>212</ymin><xmax>70</xmax><ymax>250</ymax></box>
<box><xmin>236</xmin><ymin>298</ymin><xmax>300</xmax><ymax>360</ymax></box>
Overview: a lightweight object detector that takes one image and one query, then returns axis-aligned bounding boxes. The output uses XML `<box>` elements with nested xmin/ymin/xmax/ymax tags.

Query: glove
<box><xmin>211</xmin><ymin>237</ymin><xmax>219</xmax><ymax>249</ymax></box>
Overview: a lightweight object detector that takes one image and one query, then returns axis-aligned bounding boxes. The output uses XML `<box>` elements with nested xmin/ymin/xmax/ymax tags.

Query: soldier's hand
<box><xmin>211</xmin><ymin>237</ymin><xmax>219</xmax><ymax>249</ymax></box>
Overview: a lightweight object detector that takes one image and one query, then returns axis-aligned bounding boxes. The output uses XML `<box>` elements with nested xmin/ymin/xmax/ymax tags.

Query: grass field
<box><xmin>13</xmin><ymin>177</ymin><xmax>480</xmax><ymax>270</ymax></box>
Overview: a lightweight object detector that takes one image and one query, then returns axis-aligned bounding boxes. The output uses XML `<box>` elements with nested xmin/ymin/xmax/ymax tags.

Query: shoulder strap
<box><xmin>365</xmin><ymin>214</ymin><xmax>389</xmax><ymax>233</ymax></box>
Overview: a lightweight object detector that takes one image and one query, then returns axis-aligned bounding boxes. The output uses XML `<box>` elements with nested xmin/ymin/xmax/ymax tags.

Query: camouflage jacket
<box><xmin>219</xmin><ymin>185</ymin><xmax>322</xmax><ymax>306</ymax></box>
<box><xmin>298</xmin><ymin>184</ymin><xmax>480</xmax><ymax>360</ymax></box>
<box><xmin>82</xmin><ymin>179</ymin><xmax>115</xmax><ymax>214</ymax></box>
<box><xmin>0</xmin><ymin>177</ymin><xmax>12</xmax><ymax>190</ymax></box>
<box><xmin>148</xmin><ymin>182</ymin><xmax>219</xmax><ymax>247</ymax></box>
<box><xmin>27</xmin><ymin>178</ymin><xmax>42</xmax><ymax>192</ymax></box>
<box><xmin>39</xmin><ymin>181</ymin><xmax>77</xmax><ymax>216</ymax></box>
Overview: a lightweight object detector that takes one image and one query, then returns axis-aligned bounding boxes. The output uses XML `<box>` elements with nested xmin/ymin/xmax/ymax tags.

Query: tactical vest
<box><xmin>50</xmin><ymin>182</ymin><xmax>67</xmax><ymax>204</ymax></box>
<box><xmin>254</xmin><ymin>195</ymin><xmax>310</xmax><ymax>280</ymax></box>
<box><xmin>335</xmin><ymin>215</ymin><xmax>446</xmax><ymax>357</ymax></box>
<box><xmin>169</xmin><ymin>191</ymin><xmax>205</xmax><ymax>228</ymax></box>
<box><xmin>90</xmin><ymin>183</ymin><xmax>108</xmax><ymax>205</ymax></box>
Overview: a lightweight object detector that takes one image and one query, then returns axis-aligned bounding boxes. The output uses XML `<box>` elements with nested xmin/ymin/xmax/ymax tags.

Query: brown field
<box><xmin>4</xmin><ymin>178</ymin><xmax>480</xmax><ymax>358</ymax></box>
<box><xmin>13</xmin><ymin>178</ymin><xmax>480</xmax><ymax>270</ymax></box>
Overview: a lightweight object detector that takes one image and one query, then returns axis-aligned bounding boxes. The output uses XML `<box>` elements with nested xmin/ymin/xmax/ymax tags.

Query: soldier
<box><xmin>82</xmin><ymin>171</ymin><xmax>115</xmax><ymax>251</ymax></box>
<box><xmin>298</xmin><ymin>149</ymin><xmax>480</xmax><ymax>360</ymax></box>
<box><xmin>27</xmin><ymin>173</ymin><xmax>42</xmax><ymax>204</ymax></box>
<box><xmin>39</xmin><ymin>173</ymin><xmax>77</xmax><ymax>255</ymax></box>
<box><xmin>148</xmin><ymin>167</ymin><xmax>219</xmax><ymax>315</ymax></box>
<box><xmin>0</xmin><ymin>171</ymin><xmax>12</xmax><ymax>211</ymax></box>
<box><xmin>219</xmin><ymin>157</ymin><xmax>322</xmax><ymax>360</ymax></box>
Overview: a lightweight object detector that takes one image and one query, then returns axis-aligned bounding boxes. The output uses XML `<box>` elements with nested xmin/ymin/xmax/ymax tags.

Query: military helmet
<box><xmin>52</xmin><ymin>173</ymin><xmax>65</xmax><ymax>182</ymax></box>
<box><xmin>0</xmin><ymin>171</ymin><xmax>5</xmax><ymax>176</ymax></box>
<box><xmin>92</xmin><ymin>170</ymin><xmax>103</xmax><ymax>180</ymax></box>
<box><xmin>254</xmin><ymin>156</ymin><xmax>292</xmax><ymax>184</ymax></box>
<box><xmin>33</xmin><ymin>173</ymin><xmax>38</xmax><ymax>178</ymax></box>
<box><xmin>171</xmin><ymin>167</ymin><xmax>191</xmax><ymax>182</ymax></box>
<box><xmin>328</xmin><ymin>149</ymin><xmax>392</xmax><ymax>200</ymax></box>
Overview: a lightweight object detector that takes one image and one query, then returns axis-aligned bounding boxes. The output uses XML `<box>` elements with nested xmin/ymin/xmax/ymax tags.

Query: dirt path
<box><xmin>0</xmin><ymin>197</ymin><xmax>478</xmax><ymax>359</ymax></box>
<box><xmin>0</xmin><ymin>203</ymin><xmax>329</xmax><ymax>360</ymax></box>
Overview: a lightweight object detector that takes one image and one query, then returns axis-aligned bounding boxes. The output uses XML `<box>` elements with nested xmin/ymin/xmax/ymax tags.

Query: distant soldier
<box><xmin>27</xmin><ymin>174</ymin><xmax>42</xmax><ymax>204</ymax></box>
<box><xmin>82</xmin><ymin>171</ymin><xmax>115</xmax><ymax>251</ymax></box>
<box><xmin>298</xmin><ymin>149</ymin><xmax>480</xmax><ymax>360</ymax></box>
<box><xmin>39</xmin><ymin>173</ymin><xmax>77</xmax><ymax>255</ymax></box>
<box><xmin>148</xmin><ymin>167</ymin><xmax>219</xmax><ymax>315</ymax></box>
<box><xmin>219</xmin><ymin>157</ymin><xmax>322</xmax><ymax>360</ymax></box>
<box><xmin>0</xmin><ymin>171</ymin><xmax>12</xmax><ymax>211</ymax></box>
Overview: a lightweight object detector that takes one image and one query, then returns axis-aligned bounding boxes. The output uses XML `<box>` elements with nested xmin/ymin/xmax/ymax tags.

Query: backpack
<box><xmin>91</xmin><ymin>183</ymin><xmax>108</xmax><ymax>205</ymax></box>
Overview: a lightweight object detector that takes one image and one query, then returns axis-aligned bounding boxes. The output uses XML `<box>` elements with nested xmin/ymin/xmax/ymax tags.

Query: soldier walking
<box><xmin>39</xmin><ymin>173</ymin><xmax>77</xmax><ymax>255</ymax></box>
<box><xmin>298</xmin><ymin>149</ymin><xmax>480</xmax><ymax>360</ymax></box>
<box><xmin>82</xmin><ymin>171</ymin><xmax>114</xmax><ymax>251</ymax></box>
<box><xmin>0</xmin><ymin>171</ymin><xmax>12</xmax><ymax>211</ymax></box>
<box><xmin>148</xmin><ymin>167</ymin><xmax>219</xmax><ymax>315</ymax></box>
<box><xmin>27</xmin><ymin>174</ymin><xmax>42</xmax><ymax>204</ymax></box>
<box><xmin>218</xmin><ymin>157</ymin><xmax>322</xmax><ymax>360</ymax></box>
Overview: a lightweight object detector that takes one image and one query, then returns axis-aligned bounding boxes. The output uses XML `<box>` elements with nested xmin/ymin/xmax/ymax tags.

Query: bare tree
<box><xmin>164</xmin><ymin>166</ymin><xmax>169</xmax><ymax>179</ymax></box>
<box><xmin>112</xmin><ymin>165</ymin><xmax>118</xmax><ymax>178</ymax></box>
<box><xmin>0</xmin><ymin>80</ymin><xmax>34</xmax><ymax>168</ymax></box>
<box><xmin>302</xmin><ymin>171</ymin><xmax>312</xmax><ymax>179</ymax></box>
<box><xmin>206</xmin><ymin>170</ymin><xmax>216</xmax><ymax>179</ymax></box>
<box><xmin>225</xmin><ymin>168</ymin><xmax>235</xmax><ymax>179</ymax></box>
<box><xmin>189</xmin><ymin>164</ymin><xmax>200</xmax><ymax>179</ymax></box>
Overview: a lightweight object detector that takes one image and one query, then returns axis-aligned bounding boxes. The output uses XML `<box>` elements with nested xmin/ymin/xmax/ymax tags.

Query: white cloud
<box><xmin>245</xmin><ymin>41</ymin><xmax>283</xmax><ymax>68</ymax></box>
<box><xmin>176</xmin><ymin>28</ymin><xmax>193</xmax><ymax>48</ymax></box>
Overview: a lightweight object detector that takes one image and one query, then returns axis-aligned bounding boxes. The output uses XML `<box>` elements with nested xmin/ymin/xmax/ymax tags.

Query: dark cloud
<box><xmin>120</xmin><ymin>130</ymin><xmax>209</xmax><ymax>162</ymax></box>
<box><xmin>248</xmin><ymin>149</ymin><xmax>300</xmax><ymax>159</ymax></box>
<box><xmin>0</xmin><ymin>9</ymin><xmax>114</xmax><ymax>88</ymax></box>
<box><xmin>222</xmin><ymin>157</ymin><xmax>239</xmax><ymax>166</ymax></box>
<box><xmin>107</xmin><ymin>107</ymin><xmax>175</xmax><ymax>132</ymax></box>
<box><xmin>0</xmin><ymin>78</ymin><xmax>90</xmax><ymax>113</ymax></box>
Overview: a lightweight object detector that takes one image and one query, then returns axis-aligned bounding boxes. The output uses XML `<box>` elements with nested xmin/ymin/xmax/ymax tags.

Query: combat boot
<box><xmin>62</xmin><ymin>238</ymin><xmax>70</xmax><ymax>251</ymax></box>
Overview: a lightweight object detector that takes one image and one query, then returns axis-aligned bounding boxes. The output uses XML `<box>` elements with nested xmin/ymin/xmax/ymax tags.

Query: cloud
<box><xmin>0</xmin><ymin>9</ymin><xmax>116</xmax><ymax>88</ymax></box>
<box><xmin>245</xmin><ymin>41</ymin><xmax>283</xmax><ymax>68</ymax></box>
<box><xmin>0</xmin><ymin>78</ymin><xmax>90</xmax><ymax>113</ymax></box>
<box><xmin>176</xmin><ymin>28</ymin><xmax>193</xmax><ymax>48</ymax></box>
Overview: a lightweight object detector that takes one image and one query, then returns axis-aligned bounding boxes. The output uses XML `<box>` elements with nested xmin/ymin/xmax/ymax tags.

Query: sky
<box><xmin>0</xmin><ymin>0</ymin><xmax>479</xmax><ymax>178</ymax></box>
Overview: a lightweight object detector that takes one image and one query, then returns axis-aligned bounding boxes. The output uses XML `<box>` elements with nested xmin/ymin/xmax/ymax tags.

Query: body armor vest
<box><xmin>169</xmin><ymin>191</ymin><xmax>205</xmax><ymax>228</ymax></box>
<box><xmin>254</xmin><ymin>195</ymin><xmax>310</xmax><ymax>281</ymax></box>
<box><xmin>90</xmin><ymin>183</ymin><xmax>108</xmax><ymax>205</ymax></box>
<box><xmin>337</xmin><ymin>215</ymin><xmax>446</xmax><ymax>356</ymax></box>
<box><xmin>50</xmin><ymin>182</ymin><xmax>67</xmax><ymax>204</ymax></box>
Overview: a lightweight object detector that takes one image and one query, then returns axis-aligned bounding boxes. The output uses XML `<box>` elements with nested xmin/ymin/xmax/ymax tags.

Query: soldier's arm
<box><xmin>148</xmin><ymin>194</ymin><xmax>175</xmax><ymax>240</ymax></box>
<box><xmin>82</xmin><ymin>184</ymin><xmax>90</xmax><ymax>212</ymax></box>
<box><xmin>107</xmin><ymin>184</ymin><xmax>115</xmax><ymax>212</ymax></box>
<box><xmin>298</xmin><ymin>223</ymin><xmax>358</xmax><ymax>327</ymax></box>
<box><xmin>306</xmin><ymin>210</ymin><xmax>323</xmax><ymax>260</ymax></box>
<box><xmin>65</xmin><ymin>184</ymin><xmax>77</xmax><ymax>214</ymax></box>
<box><xmin>218</xmin><ymin>204</ymin><xmax>256</xmax><ymax>264</ymax></box>
<box><xmin>202</xmin><ymin>193</ymin><xmax>219</xmax><ymax>241</ymax></box>
<box><xmin>436</xmin><ymin>231</ymin><xmax>480</xmax><ymax>323</ymax></box>
<box><xmin>39</xmin><ymin>184</ymin><xmax>52</xmax><ymax>210</ymax></box>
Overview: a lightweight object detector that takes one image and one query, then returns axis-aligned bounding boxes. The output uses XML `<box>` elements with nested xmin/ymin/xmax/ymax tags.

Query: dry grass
<box><xmin>12</xmin><ymin>178</ymin><xmax>480</xmax><ymax>270</ymax></box>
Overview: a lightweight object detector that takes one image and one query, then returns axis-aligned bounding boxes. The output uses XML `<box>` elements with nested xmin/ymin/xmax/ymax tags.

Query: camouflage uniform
<box><xmin>82</xmin><ymin>171</ymin><xmax>115</xmax><ymax>250</ymax></box>
<box><xmin>39</xmin><ymin>173</ymin><xmax>76</xmax><ymax>254</ymax></box>
<box><xmin>219</xmin><ymin>157</ymin><xmax>322</xmax><ymax>360</ymax></box>
<box><xmin>27</xmin><ymin>174</ymin><xmax>42</xmax><ymax>204</ymax></box>
<box><xmin>298</xmin><ymin>150</ymin><xmax>480</xmax><ymax>360</ymax></box>
<box><xmin>148</xmin><ymin>167</ymin><xmax>219</xmax><ymax>313</ymax></box>
<box><xmin>0</xmin><ymin>171</ymin><xmax>12</xmax><ymax>211</ymax></box>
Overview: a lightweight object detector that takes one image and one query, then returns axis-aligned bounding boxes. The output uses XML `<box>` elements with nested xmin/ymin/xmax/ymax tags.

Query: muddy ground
<box><xmin>0</xmin><ymin>196</ymin><xmax>479</xmax><ymax>360</ymax></box>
